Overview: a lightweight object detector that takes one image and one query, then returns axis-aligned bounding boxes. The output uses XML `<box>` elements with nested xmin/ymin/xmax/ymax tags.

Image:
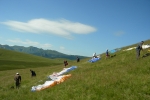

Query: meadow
<box><xmin>0</xmin><ymin>40</ymin><xmax>150</xmax><ymax>100</ymax></box>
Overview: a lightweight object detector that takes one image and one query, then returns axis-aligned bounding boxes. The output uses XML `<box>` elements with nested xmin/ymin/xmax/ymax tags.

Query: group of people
<box><xmin>93</xmin><ymin>41</ymin><xmax>145</xmax><ymax>60</ymax></box>
<box><xmin>14</xmin><ymin>69</ymin><xmax>36</xmax><ymax>89</ymax></box>
<box><xmin>63</xmin><ymin>57</ymin><xmax>80</xmax><ymax>67</ymax></box>
<box><xmin>15</xmin><ymin>57</ymin><xmax>81</xmax><ymax>89</ymax></box>
<box><xmin>13</xmin><ymin>41</ymin><xmax>145</xmax><ymax>89</ymax></box>
<box><xmin>93</xmin><ymin>51</ymin><xmax>109</xmax><ymax>60</ymax></box>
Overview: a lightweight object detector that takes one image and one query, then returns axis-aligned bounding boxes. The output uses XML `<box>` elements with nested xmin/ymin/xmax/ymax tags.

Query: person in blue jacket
<box><xmin>105</xmin><ymin>49</ymin><xmax>110</xmax><ymax>59</ymax></box>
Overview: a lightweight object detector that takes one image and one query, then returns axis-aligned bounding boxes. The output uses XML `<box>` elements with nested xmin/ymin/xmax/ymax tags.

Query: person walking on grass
<box><xmin>14</xmin><ymin>73</ymin><xmax>21</xmax><ymax>89</ymax></box>
<box><xmin>136</xmin><ymin>41</ymin><xmax>144</xmax><ymax>59</ymax></box>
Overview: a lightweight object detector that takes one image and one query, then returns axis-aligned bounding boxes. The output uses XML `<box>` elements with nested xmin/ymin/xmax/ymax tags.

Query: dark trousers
<box><xmin>136</xmin><ymin>49</ymin><xmax>141</xmax><ymax>59</ymax></box>
<box><xmin>15</xmin><ymin>81</ymin><xmax>20</xmax><ymax>88</ymax></box>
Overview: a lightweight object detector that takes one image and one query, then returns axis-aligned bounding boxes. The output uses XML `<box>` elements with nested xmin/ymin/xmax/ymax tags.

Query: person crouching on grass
<box><xmin>64</xmin><ymin>60</ymin><xmax>68</xmax><ymax>68</ymax></box>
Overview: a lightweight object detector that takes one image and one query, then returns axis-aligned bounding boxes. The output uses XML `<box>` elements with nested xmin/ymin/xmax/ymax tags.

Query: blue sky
<box><xmin>0</xmin><ymin>0</ymin><xmax>149</xmax><ymax>57</ymax></box>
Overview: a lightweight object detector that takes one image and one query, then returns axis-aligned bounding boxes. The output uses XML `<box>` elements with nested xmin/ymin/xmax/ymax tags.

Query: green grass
<box><xmin>0</xmin><ymin>40</ymin><xmax>150</xmax><ymax>100</ymax></box>
<box><xmin>0</xmin><ymin>48</ymin><xmax>64</xmax><ymax>71</ymax></box>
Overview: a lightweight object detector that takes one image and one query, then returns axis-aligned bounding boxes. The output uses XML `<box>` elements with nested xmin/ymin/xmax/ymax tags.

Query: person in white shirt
<box><xmin>93</xmin><ymin>52</ymin><xmax>97</xmax><ymax>58</ymax></box>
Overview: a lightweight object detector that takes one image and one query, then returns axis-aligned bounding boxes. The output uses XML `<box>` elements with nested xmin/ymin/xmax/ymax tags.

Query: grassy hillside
<box><xmin>0</xmin><ymin>48</ymin><xmax>64</xmax><ymax>71</ymax></box>
<box><xmin>0</xmin><ymin>40</ymin><xmax>150</xmax><ymax>100</ymax></box>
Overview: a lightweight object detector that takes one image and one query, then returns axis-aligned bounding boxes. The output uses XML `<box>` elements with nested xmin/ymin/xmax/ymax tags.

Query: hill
<box><xmin>0</xmin><ymin>44</ymin><xmax>88</xmax><ymax>60</ymax></box>
<box><xmin>0</xmin><ymin>39</ymin><xmax>150</xmax><ymax>100</ymax></box>
<box><xmin>0</xmin><ymin>48</ymin><xmax>64</xmax><ymax>71</ymax></box>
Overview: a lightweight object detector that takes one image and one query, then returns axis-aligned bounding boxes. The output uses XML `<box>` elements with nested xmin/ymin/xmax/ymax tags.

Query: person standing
<box><xmin>77</xmin><ymin>57</ymin><xmax>80</xmax><ymax>62</ymax></box>
<box><xmin>14</xmin><ymin>73</ymin><xmax>21</xmax><ymax>89</ymax></box>
<box><xmin>105</xmin><ymin>49</ymin><xmax>110</xmax><ymax>59</ymax></box>
<box><xmin>136</xmin><ymin>41</ymin><xmax>144</xmax><ymax>59</ymax></box>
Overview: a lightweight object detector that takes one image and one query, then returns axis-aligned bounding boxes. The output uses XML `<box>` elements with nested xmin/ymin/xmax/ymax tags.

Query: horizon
<box><xmin>1</xmin><ymin>39</ymin><xmax>150</xmax><ymax>57</ymax></box>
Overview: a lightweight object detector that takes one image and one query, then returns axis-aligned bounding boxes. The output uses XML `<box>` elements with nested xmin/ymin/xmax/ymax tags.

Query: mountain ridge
<box><xmin>0</xmin><ymin>44</ymin><xmax>88</xmax><ymax>60</ymax></box>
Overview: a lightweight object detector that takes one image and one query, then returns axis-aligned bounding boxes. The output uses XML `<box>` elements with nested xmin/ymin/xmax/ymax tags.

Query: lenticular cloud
<box><xmin>2</xmin><ymin>18</ymin><xmax>97</xmax><ymax>39</ymax></box>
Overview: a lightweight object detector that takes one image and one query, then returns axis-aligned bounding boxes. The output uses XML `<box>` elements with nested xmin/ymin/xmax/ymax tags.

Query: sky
<box><xmin>0</xmin><ymin>0</ymin><xmax>150</xmax><ymax>57</ymax></box>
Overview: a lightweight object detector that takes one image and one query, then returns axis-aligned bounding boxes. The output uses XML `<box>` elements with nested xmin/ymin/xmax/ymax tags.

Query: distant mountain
<box><xmin>0</xmin><ymin>44</ymin><xmax>88</xmax><ymax>60</ymax></box>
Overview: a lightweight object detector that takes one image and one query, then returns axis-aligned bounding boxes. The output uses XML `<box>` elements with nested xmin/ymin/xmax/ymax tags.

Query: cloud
<box><xmin>2</xmin><ymin>18</ymin><xmax>97</xmax><ymax>39</ymax></box>
<box><xmin>114</xmin><ymin>31</ymin><xmax>125</xmax><ymax>36</ymax></box>
<box><xmin>6</xmin><ymin>39</ymin><xmax>52</xmax><ymax>49</ymax></box>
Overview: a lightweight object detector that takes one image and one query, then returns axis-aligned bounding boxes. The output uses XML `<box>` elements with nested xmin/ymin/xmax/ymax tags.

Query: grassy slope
<box><xmin>0</xmin><ymin>48</ymin><xmax>65</xmax><ymax>71</ymax></box>
<box><xmin>0</xmin><ymin>40</ymin><xmax>150</xmax><ymax>100</ymax></box>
